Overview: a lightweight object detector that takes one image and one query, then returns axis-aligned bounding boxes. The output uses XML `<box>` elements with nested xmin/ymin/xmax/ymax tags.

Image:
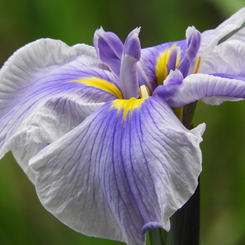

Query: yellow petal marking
<box><xmin>72</xmin><ymin>77</ymin><xmax>123</xmax><ymax>99</ymax></box>
<box><xmin>155</xmin><ymin>49</ymin><xmax>171</xmax><ymax>85</ymax></box>
<box><xmin>155</xmin><ymin>44</ymin><xmax>180</xmax><ymax>85</ymax></box>
<box><xmin>193</xmin><ymin>56</ymin><xmax>202</xmax><ymax>74</ymax></box>
<box><xmin>111</xmin><ymin>97</ymin><xmax>146</xmax><ymax>119</ymax></box>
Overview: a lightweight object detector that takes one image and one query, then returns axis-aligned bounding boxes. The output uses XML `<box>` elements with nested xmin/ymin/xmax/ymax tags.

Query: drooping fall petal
<box><xmin>30</xmin><ymin>97</ymin><xmax>205</xmax><ymax>245</ymax></box>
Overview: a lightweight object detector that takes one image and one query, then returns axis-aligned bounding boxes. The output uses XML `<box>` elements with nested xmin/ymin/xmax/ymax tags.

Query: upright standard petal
<box><xmin>123</xmin><ymin>28</ymin><xmax>141</xmax><ymax>60</ymax></box>
<box><xmin>119</xmin><ymin>28</ymin><xmax>141</xmax><ymax>99</ymax></box>
<box><xmin>186</xmin><ymin>26</ymin><xmax>201</xmax><ymax>61</ymax></box>
<box><xmin>30</xmin><ymin>97</ymin><xmax>205</xmax><ymax>245</ymax></box>
<box><xmin>93</xmin><ymin>27</ymin><xmax>124</xmax><ymax>77</ymax></box>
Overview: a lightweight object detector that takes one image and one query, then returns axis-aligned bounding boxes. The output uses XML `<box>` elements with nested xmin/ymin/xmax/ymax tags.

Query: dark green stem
<box><xmin>182</xmin><ymin>101</ymin><xmax>197</xmax><ymax>129</ymax></box>
<box><xmin>149</xmin><ymin>228</ymin><xmax>165</xmax><ymax>245</ymax></box>
<box><xmin>167</xmin><ymin>101</ymin><xmax>199</xmax><ymax>245</ymax></box>
<box><xmin>167</xmin><ymin>183</ymin><xmax>200</xmax><ymax>245</ymax></box>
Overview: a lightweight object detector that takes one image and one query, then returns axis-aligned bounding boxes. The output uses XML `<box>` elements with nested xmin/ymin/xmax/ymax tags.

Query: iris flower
<box><xmin>1</xmin><ymin>7</ymin><xmax>245</xmax><ymax>245</ymax></box>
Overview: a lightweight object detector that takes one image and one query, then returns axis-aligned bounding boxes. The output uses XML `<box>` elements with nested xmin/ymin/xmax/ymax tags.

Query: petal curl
<box><xmin>165</xmin><ymin>73</ymin><xmax>245</xmax><ymax>107</ymax></box>
<box><xmin>12</xmin><ymin>142</ymin><xmax>48</xmax><ymax>183</ymax></box>
<box><xmin>30</xmin><ymin>97</ymin><xmax>205</xmax><ymax>245</ymax></box>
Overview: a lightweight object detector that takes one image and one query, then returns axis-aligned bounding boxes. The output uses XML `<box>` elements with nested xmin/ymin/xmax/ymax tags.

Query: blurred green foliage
<box><xmin>0</xmin><ymin>0</ymin><xmax>245</xmax><ymax>244</ymax></box>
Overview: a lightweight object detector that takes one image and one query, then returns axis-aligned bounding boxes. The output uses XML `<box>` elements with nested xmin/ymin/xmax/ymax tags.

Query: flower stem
<box><xmin>149</xmin><ymin>228</ymin><xmax>165</xmax><ymax>245</ymax></box>
<box><xmin>167</xmin><ymin>183</ymin><xmax>200</xmax><ymax>245</ymax></box>
<box><xmin>167</xmin><ymin>101</ymin><xmax>199</xmax><ymax>245</ymax></box>
<box><xmin>182</xmin><ymin>101</ymin><xmax>197</xmax><ymax>129</ymax></box>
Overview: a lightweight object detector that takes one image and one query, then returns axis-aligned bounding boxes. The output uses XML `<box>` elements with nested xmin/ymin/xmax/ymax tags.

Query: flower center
<box><xmin>139</xmin><ymin>85</ymin><xmax>150</xmax><ymax>98</ymax></box>
<box><xmin>110</xmin><ymin>97</ymin><xmax>146</xmax><ymax>119</ymax></box>
<box><xmin>155</xmin><ymin>44</ymin><xmax>180</xmax><ymax>85</ymax></box>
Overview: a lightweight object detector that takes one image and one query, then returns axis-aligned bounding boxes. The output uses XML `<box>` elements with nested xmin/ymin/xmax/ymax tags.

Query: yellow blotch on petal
<box><xmin>155</xmin><ymin>44</ymin><xmax>180</xmax><ymax>85</ymax></box>
<box><xmin>73</xmin><ymin>77</ymin><xmax>123</xmax><ymax>99</ymax></box>
<box><xmin>111</xmin><ymin>97</ymin><xmax>146</xmax><ymax>119</ymax></box>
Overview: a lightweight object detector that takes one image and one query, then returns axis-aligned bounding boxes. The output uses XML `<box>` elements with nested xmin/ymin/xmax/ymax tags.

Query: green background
<box><xmin>0</xmin><ymin>0</ymin><xmax>245</xmax><ymax>244</ymax></box>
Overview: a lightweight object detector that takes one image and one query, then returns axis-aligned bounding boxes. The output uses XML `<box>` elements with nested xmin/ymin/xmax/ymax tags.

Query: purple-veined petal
<box><xmin>199</xmin><ymin>7</ymin><xmax>245</xmax><ymax>55</ymax></box>
<box><xmin>0</xmin><ymin>38</ymin><xmax>123</xmax><ymax>180</ymax></box>
<box><xmin>0</xmin><ymin>82</ymin><xmax>109</xmax><ymax>180</ymax></box>
<box><xmin>199</xmin><ymin>39</ymin><xmax>245</xmax><ymax>76</ymax></box>
<box><xmin>165</xmin><ymin>73</ymin><xmax>245</xmax><ymax>107</ymax></box>
<box><xmin>12</xmin><ymin>142</ymin><xmax>48</xmax><ymax>183</ymax></box>
<box><xmin>0</xmin><ymin>76</ymin><xmax>116</xmax><ymax>154</ymax></box>
<box><xmin>93</xmin><ymin>27</ymin><xmax>124</xmax><ymax>77</ymax></box>
<box><xmin>29</xmin><ymin>97</ymin><xmax>205</xmax><ymax>245</ymax></box>
<box><xmin>0</xmin><ymin>38</ymin><xmax>114</xmax><ymax>118</ymax></box>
